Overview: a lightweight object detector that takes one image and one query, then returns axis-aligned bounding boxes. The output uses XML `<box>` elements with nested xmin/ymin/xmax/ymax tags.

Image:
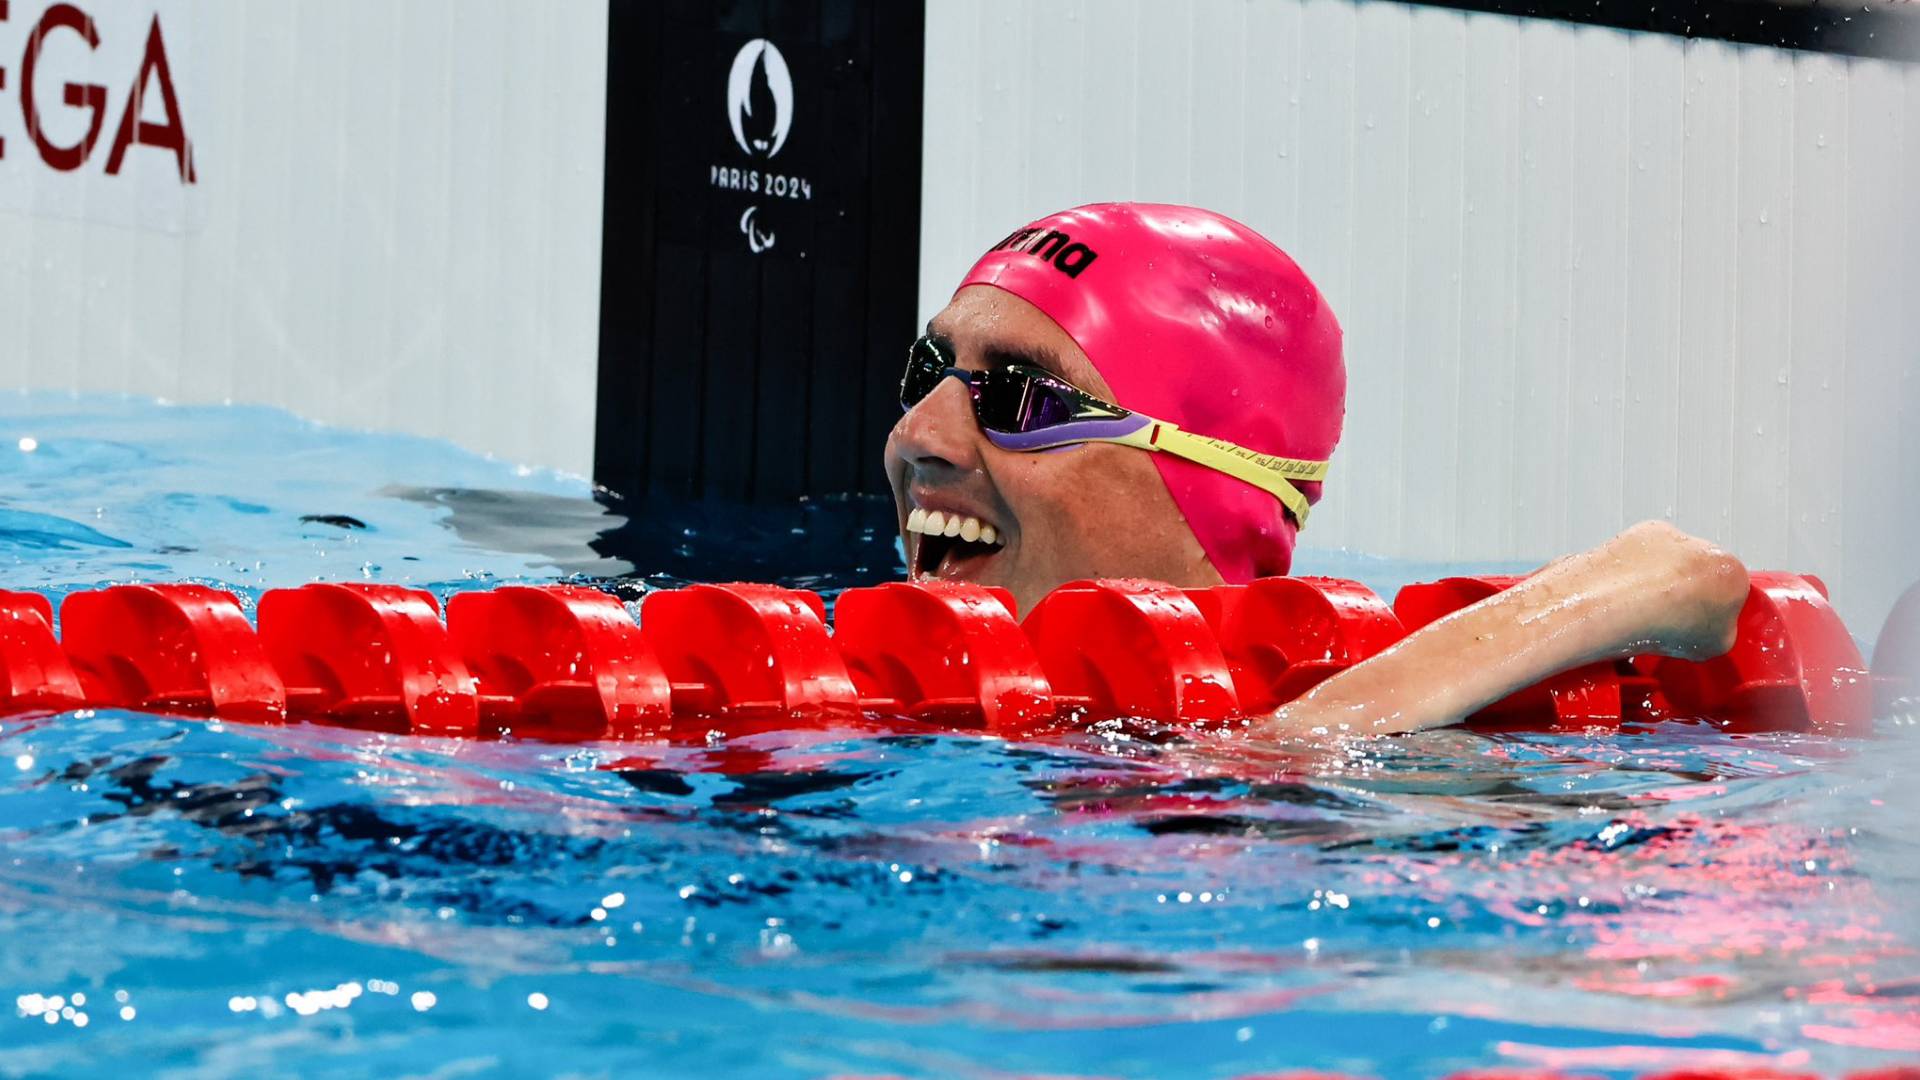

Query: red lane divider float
<box><xmin>0</xmin><ymin>589</ymin><xmax>84</xmax><ymax>714</ymax></box>
<box><xmin>61</xmin><ymin>584</ymin><xmax>286</xmax><ymax>721</ymax></box>
<box><xmin>1022</xmin><ymin>579</ymin><xmax>1239</xmax><ymax>725</ymax></box>
<box><xmin>1395</xmin><ymin>575</ymin><xmax>1626</xmax><ymax>731</ymax></box>
<box><xmin>257</xmin><ymin>583</ymin><xmax>478</xmax><ymax>736</ymax></box>
<box><xmin>834</xmin><ymin>581</ymin><xmax>1052</xmax><ymax>733</ymax></box>
<box><xmin>0</xmin><ymin>568</ymin><xmax>1892</xmax><ymax>739</ymax></box>
<box><xmin>1633</xmin><ymin>571</ymin><xmax>1873</xmax><ymax>735</ymax></box>
<box><xmin>447</xmin><ymin>585</ymin><xmax>671</xmax><ymax>739</ymax></box>
<box><xmin>1189</xmin><ymin>575</ymin><xmax>1405</xmax><ymax>714</ymax></box>
<box><xmin>639</xmin><ymin>583</ymin><xmax>859</xmax><ymax>717</ymax></box>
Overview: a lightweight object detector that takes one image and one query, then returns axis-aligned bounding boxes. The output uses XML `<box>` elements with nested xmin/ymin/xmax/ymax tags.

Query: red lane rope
<box><xmin>0</xmin><ymin>571</ymin><xmax>1877</xmax><ymax>739</ymax></box>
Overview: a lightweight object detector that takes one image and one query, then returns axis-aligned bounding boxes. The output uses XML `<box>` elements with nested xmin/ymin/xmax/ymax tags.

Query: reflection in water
<box><xmin>2</xmin><ymin>708</ymin><xmax>1913</xmax><ymax>1076</ymax></box>
<box><xmin>380</xmin><ymin>484</ymin><xmax>903</xmax><ymax>591</ymax></box>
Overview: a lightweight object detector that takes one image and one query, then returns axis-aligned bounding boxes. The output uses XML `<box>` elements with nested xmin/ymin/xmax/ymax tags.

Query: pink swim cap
<box><xmin>958</xmin><ymin>203</ymin><xmax>1345</xmax><ymax>582</ymax></box>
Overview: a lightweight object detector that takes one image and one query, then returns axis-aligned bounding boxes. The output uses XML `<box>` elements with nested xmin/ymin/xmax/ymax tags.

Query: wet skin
<box><xmin>1260</xmin><ymin>519</ymin><xmax>1751</xmax><ymax>738</ymax></box>
<box><xmin>885</xmin><ymin>284</ymin><xmax>1223</xmax><ymax>617</ymax></box>
<box><xmin>885</xmin><ymin>288</ymin><xmax>1751</xmax><ymax>736</ymax></box>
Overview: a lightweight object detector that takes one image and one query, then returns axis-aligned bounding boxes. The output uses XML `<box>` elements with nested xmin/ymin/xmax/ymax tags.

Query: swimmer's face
<box><xmin>885</xmin><ymin>285</ymin><xmax>1222</xmax><ymax>616</ymax></box>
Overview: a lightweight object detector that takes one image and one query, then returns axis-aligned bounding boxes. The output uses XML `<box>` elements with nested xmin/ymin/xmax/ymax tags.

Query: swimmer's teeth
<box><xmin>906</xmin><ymin>510</ymin><xmax>1001</xmax><ymax>547</ymax></box>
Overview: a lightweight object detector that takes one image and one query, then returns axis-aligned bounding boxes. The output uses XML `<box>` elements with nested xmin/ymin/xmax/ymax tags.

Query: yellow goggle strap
<box><xmin>1111</xmin><ymin>420</ymin><xmax>1328</xmax><ymax>529</ymax></box>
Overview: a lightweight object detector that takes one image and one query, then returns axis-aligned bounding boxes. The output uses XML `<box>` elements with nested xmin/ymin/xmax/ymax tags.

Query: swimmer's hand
<box><xmin>1252</xmin><ymin>521</ymin><xmax>1750</xmax><ymax>740</ymax></box>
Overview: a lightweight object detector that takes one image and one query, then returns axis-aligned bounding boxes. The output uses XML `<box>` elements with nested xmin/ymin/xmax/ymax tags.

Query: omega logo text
<box><xmin>0</xmin><ymin>1</ymin><xmax>197</xmax><ymax>182</ymax></box>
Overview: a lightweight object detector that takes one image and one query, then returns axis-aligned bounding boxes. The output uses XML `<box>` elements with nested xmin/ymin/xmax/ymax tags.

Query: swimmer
<box><xmin>886</xmin><ymin>203</ymin><xmax>1750</xmax><ymax>738</ymax></box>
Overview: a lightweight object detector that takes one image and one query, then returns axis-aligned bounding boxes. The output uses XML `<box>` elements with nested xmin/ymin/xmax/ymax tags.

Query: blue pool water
<box><xmin>2</xmin><ymin>391</ymin><xmax>1917</xmax><ymax>1078</ymax></box>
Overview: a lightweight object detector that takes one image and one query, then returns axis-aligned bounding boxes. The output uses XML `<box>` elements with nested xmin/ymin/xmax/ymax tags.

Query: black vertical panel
<box><xmin>635</xmin><ymin>2</ymin><xmax>712</xmax><ymax>501</ymax></box>
<box><xmin>591</xmin><ymin>2</ymin><xmax>659</xmax><ymax>498</ymax></box>
<box><xmin>596</xmin><ymin>0</ymin><xmax>925</xmax><ymax>504</ymax></box>
<box><xmin>713</xmin><ymin>0</ymin><xmax>761</xmax><ymax>36</ymax></box>
<box><xmin>807</xmin><ymin>261</ymin><xmax>865</xmax><ymax>494</ymax></box>
<box><xmin>859</xmin><ymin>1</ymin><xmax>923</xmax><ymax>495</ymax></box>
<box><xmin>803</xmin><ymin>0</ymin><xmax>874</xmax><ymax>496</ymax></box>
<box><xmin>646</xmin><ymin>241</ymin><xmax>709</xmax><ymax>500</ymax></box>
<box><xmin>754</xmin><ymin>262</ymin><xmax>812</xmax><ymax>500</ymax></box>
<box><xmin>766</xmin><ymin>0</ymin><xmax>818</xmax><ymax>43</ymax></box>
<box><xmin>702</xmin><ymin>250</ymin><xmax>761</xmax><ymax>501</ymax></box>
<box><xmin>749</xmin><ymin>0</ymin><xmax>819</xmax><ymax>501</ymax></box>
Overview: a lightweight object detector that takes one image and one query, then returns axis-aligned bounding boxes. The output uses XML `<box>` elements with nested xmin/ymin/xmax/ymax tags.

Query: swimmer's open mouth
<box><xmin>907</xmin><ymin>508</ymin><xmax>1006</xmax><ymax>580</ymax></box>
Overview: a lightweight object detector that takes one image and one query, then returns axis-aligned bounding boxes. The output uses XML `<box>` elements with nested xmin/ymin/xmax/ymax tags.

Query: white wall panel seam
<box><xmin>1669</xmin><ymin>38</ymin><xmax>1686</xmax><ymax>539</ymax></box>
<box><xmin>1729</xmin><ymin>45</ymin><xmax>1750</xmax><ymax>556</ymax></box>
<box><xmin>1839</xmin><ymin>62</ymin><xmax>1852</xmax><ymax>602</ymax></box>
<box><xmin>1449</xmin><ymin>12</ymin><xmax>1470</xmax><ymax>564</ymax></box>
<box><xmin>1502</xmin><ymin>13</ymin><xmax>1523</xmax><ymax>558</ymax></box>
<box><xmin>1558</xmin><ymin>35</ymin><xmax>1577</xmax><ymax>555</ymax></box>
<box><xmin>1394</xmin><ymin>8</ymin><xmax>1413</xmax><ymax>554</ymax></box>
<box><xmin>1291</xmin><ymin>1</ymin><xmax>1307</xmax><ymax>255</ymax></box>
<box><xmin>1775</xmin><ymin>47</ymin><xmax>1795</xmax><ymax>565</ymax></box>
<box><xmin>1619</xmin><ymin>36</ymin><xmax>1635</xmax><ymax>536</ymax></box>
<box><xmin>1238</xmin><ymin>0</ymin><xmax>1253</xmax><ymax>216</ymax></box>
<box><xmin>1814</xmin><ymin>55</ymin><xmax>1840</xmax><ymax>591</ymax></box>
<box><xmin>1906</xmin><ymin>63</ymin><xmax>1920</xmax><ymax>613</ymax></box>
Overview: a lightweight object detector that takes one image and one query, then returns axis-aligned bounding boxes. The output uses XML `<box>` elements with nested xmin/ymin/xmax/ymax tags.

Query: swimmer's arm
<box><xmin>1252</xmin><ymin>521</ymin><xmax>1750</xmax><ymax>739</ymax></box>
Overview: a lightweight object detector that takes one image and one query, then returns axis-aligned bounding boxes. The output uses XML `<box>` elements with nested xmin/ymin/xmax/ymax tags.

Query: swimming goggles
<box><xmin>898</xmin><ymin>336</ymin><xmax>1328</xmax><ymax>527</ymax></box>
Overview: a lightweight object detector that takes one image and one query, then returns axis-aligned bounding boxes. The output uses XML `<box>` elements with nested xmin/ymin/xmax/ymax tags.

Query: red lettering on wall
<box><xmin>104</xmin><ymin>15</ymin><xmax>193</xmax><ymax>183</ymax></box>
<box><xmin>20</xmin><ymin>3</ymin><xmax>107</xmax><ymax>172</ymax></box>
<box><xmin>5</xmin><ymin>4</ymin><xmax>197</xmax><ymax>182</ymax></box>
<box><xmin>0</xmin><ymin>1</ymin><xmax>7</xmax><ymax>161</ymax></box>
<box><xmin>0</xmin><ymin>0</ymin><xmax>9</xmax><ymax>160</ymax></box>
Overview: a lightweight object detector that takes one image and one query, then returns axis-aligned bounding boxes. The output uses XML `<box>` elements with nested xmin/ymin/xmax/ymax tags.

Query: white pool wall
<box><xmin>0</xmin><ymin>0</ymin><xmax>607</xmax><ymax>479</ymax></box>
<box><xmin>920</xmin><ymin>0</ymin><xmax>1920</xmax><ymax>636</ymax></box>
<box><xmin>1</xmin><ymin>0</ymin><xmax>1913</xmax><ymax>637</ymax></box>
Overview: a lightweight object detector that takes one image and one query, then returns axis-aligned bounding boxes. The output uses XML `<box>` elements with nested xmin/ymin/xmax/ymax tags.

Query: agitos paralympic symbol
<box><xmin>0</xmin><ymin>2</ymin><xmax>197</xmax><ymax>183</ymax></box>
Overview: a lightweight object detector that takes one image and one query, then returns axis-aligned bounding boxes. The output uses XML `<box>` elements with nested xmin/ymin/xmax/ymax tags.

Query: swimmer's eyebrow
<box><xmin>923</xmin><ymin>323</ymin><xmax>1064</xmax><ymax>376</ymax></box>
<box><xmin>980</xmin><ymin>342</ymin><xmax>1061</xmax><ymax>375</ymax></box>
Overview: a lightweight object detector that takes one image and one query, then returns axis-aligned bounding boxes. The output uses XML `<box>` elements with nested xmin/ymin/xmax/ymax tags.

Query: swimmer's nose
<box><xmin>888</xmin><ymin>376</ymin><xmax>984</xmax><ymax>476</ymax></box>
